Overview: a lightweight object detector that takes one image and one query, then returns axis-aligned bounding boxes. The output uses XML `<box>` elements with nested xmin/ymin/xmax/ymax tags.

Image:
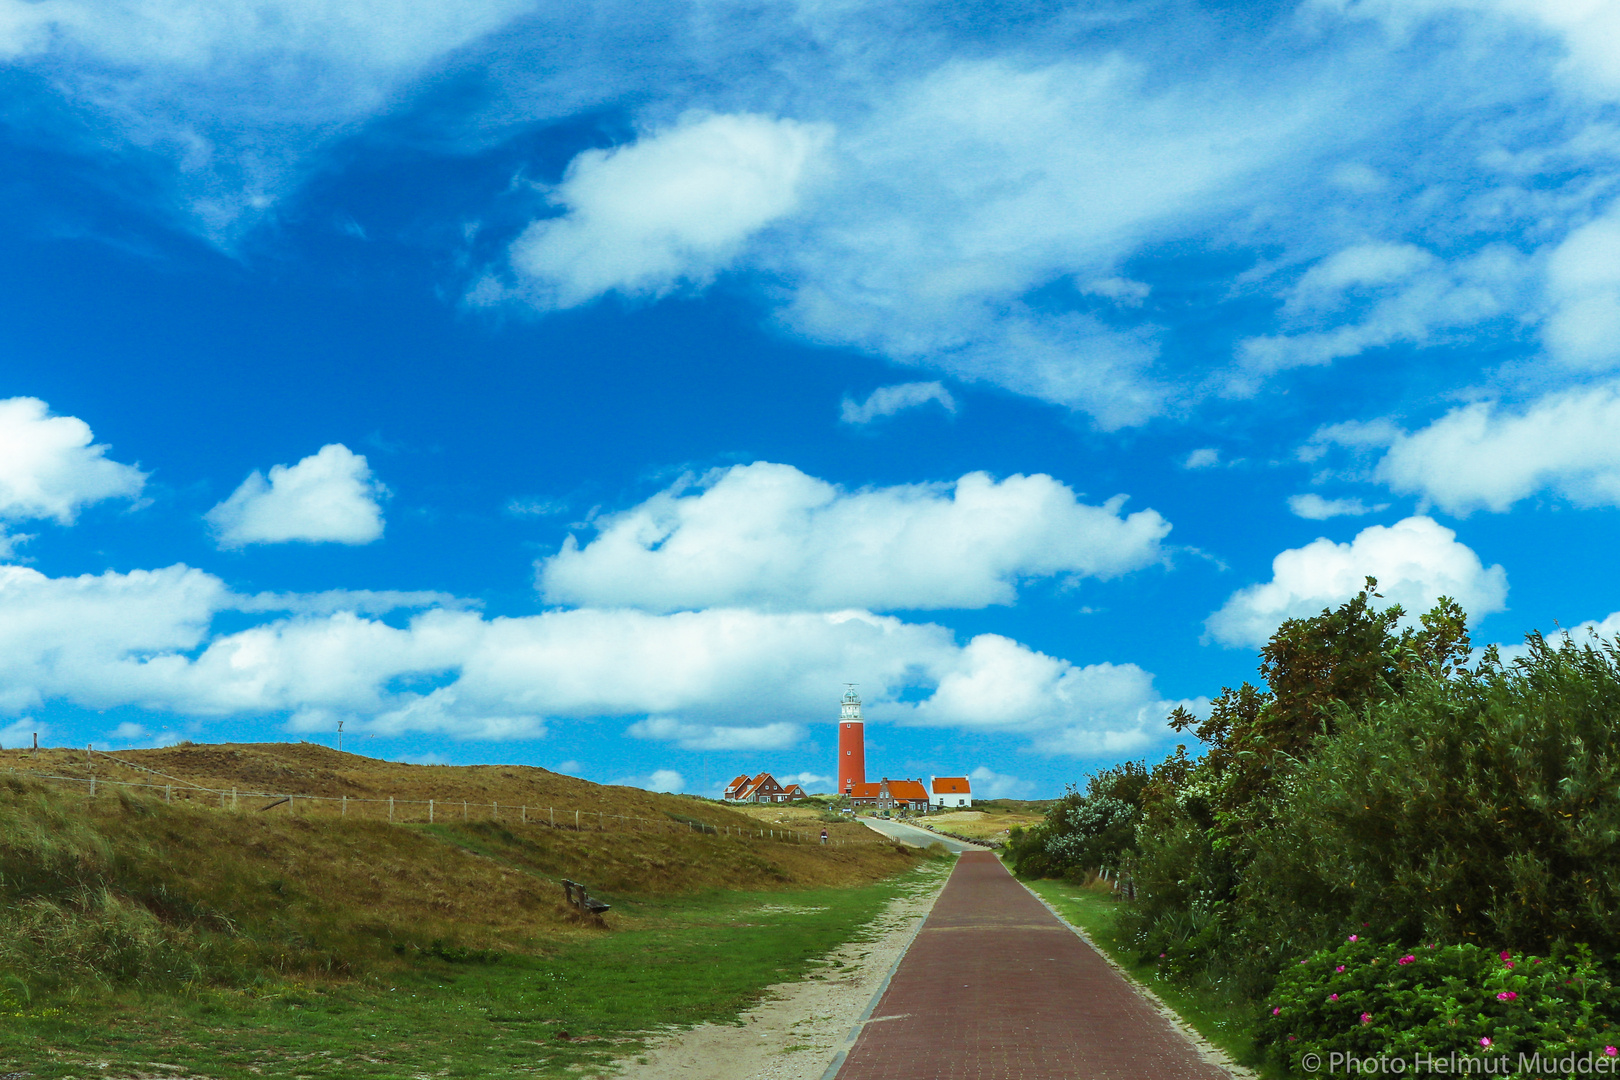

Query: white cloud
<box><xmin>626</xmin><ymin>769</ymin><xmax>686</xmax><ymax>794</ymax></box>
<box><xmin>0</xmin><ymin>0</ymin><xmax>538</xmax><ymax>235</ymax></box>
<box><xmin>1543</xmin><ymin>203</ymin><xmax>1620</xmax><ymax>368</ymax></box>
<box><xmin>966</xmin><ymin>766</ymin><xmax>1034</xmax><ymax>800</ymax></box>
<box><xmin>538</xmin><ymin>462</ymin><xmax>1169</xmax><ymax>612</ymax></box>
<box><xmin>1287</xmin><ymin>493</ymin><xmax>1386</xmax><ymax>520</ymax></box>
<box><xmin>1232</xmin><ymin>244</ymin><xmax>1526</xmax><ymax>386</ymax></box>
<box><xmin>1206</xmin><ymin>516</ymin><xmax>1508</xmax><ymax>648</ymax></box>
<box><xmin>779</xmin><ymin>771</ymin><xmax>831</xmax><ymax>790</ymax></box>
<box><xmin>626</xmin><ymin>716</ymin><xmax>802</xmax><ymax>751</ymax></box>
<box><xmin>496</xmin><ymin>112</ymin><xmax>831</xmax><ymax>308</ymax></box>
<box><xmin>762</xmin><ymin>56</ymin><xmax>1312</xmax><ymax>425</ymax></box>
<box><xmin>840</xmin><ymin>382</ymin><xmax>957</xmax><ymax>425</ymax></box>
<box><xmin>0</xmin><ymin>562</ymin><xmax>226</xmax><ymax>714</ymax></box>
<box><xmin>1184</xmin><ymin>448</ymin><xmax>1221</xmax><ymax>469</ymax></box>
<box><xmin>0</xmin><ymin>397</ymin><xmax>146</xmax><ymax>524</ymax></box>
<box><xmin>0</xmin><ymin>717</ymin><xmax>42</xmax><ymax>749</ymax></box>
<box><xmin>1319</xmin><ymin>0</ymin><xmax>1620</xmax><ymax>100</ymax></box>
<box><xmin>0</xmin><ymin>561</ymin><xmax>1175</xmax><ymax>756</ymax></box>
<box><xmin>206</xmin><ymin>444</ymin><xmax>386</xmax><ymax>548</ymax></box>
<box><xmin>232</xmin><ymin>588</ymin><xmax>463</xmax><ymax>616</ymax></box>
<box><xmin>1315</xmin><ymin>383</ymin><xmax>1620</xmax><ymax>514</ymax></box>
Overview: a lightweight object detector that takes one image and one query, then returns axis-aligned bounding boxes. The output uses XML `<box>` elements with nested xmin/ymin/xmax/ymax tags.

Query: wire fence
<box><xmin>2</xmin><ymin>748</ymin><xmax>886</xmax><ymax>849</ymax></box>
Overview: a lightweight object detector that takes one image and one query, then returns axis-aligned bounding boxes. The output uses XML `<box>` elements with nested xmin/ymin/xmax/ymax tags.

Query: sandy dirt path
<box><xmin>610</xmin><ymin>864</ymin><xmax>951</xmax><ymax>1080</ymax></box>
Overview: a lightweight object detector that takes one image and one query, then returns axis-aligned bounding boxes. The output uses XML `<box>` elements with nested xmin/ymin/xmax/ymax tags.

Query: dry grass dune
<box><xmin>0</xmin><ymin>742</ymin><xmax>923</xmax><ymax>970</ymax></box>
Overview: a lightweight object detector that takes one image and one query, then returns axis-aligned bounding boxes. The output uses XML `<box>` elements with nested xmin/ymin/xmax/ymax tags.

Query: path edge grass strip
<box><xmin>819</xmin><ymin>857</ymin><xmax>955</xmax><ymax>1080</ymax></box>
<box><xmin>1013</xmin><ymin>874</ymin><xmax>1259</xmax><ymax>1080</ymax></box>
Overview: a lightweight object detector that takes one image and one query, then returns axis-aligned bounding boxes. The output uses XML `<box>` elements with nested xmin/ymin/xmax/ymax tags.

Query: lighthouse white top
<box><xmin>840</xmin><ymin>685</ymin><xmax>863</xmax><ymax>723</ymax></box>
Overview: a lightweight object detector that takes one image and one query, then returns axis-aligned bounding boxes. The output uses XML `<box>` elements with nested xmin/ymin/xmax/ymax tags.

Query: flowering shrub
<box><xmin>1257</xmin><ymin>938</ymin><xmax>1618</xmax><ymax>1074</ymax></box>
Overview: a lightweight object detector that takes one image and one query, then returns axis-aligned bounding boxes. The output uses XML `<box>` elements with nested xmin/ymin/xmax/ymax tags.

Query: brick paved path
<box><xmin>835</xmin><ymin>851</ymin><xmax>1231</xmax><ymax>1080</ymax></box>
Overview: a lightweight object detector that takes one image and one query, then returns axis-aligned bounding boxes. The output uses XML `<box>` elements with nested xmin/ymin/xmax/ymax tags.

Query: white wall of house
<box><xmin>930</xmin><ymin>777</ymin><xmax>972</xmax><ymax>808</ymax></box>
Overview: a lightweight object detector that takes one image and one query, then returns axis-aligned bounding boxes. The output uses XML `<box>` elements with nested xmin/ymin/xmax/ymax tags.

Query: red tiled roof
<box><xmin>848</xmin><ymin>782</ymin><xmax>882</xmax><ymax>799</ymax></box>
<box><xmin>932</xmin><ymin>777</ymin><xmax>971</xmax><ymax>794</ymax></box>
<box><xmin>886</xmin><ymin>779</ymin><xmax>928</xmax><ymax>801</ymax></box>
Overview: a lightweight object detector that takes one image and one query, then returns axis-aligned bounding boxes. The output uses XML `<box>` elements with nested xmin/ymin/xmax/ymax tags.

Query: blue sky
<box><xmin>3</xmin><ymin>0</ymin><xmax>1620</xmax><ymax>798</ymax></box>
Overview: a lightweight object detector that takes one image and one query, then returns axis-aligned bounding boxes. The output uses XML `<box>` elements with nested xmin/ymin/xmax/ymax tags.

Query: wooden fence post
<box><xmin>493</xmin><ymin>802</ymin><xmax>498</xmax><ymax>821</ymax></box>
<box><xmin>341</xmin><ymin>795</ymin><xmax>347</xmax><ymax>817</ymax></box>
<box><xmin>165</xmin><ymin>784</ymin><xmax>171</xmax><ymax>804</ymax></box>
<box><xmin>549</xmin><ymin>807</ymin><xmax>554</xmax><ymax>826</ymax></box>
<box><xmin>575</xmin><ymin>810</ymin><xmax>580</xmax><ymax>829</ymax></box>
<box><xmin>521</xmin><ymin>806</ymin><xmax>526</xmax><ymax>823</ymax></box>
<box><xmin>389</xmin><ymin>796</ymin><xmax>394</xmax><ymax>823</ymax></box>
<box><xmin>463</xmin><ymin>799</ymin><xmax>467</xmax><ymax>821</ymax></box>
<box><xmin>429</xmin><ymin>799</ymin><xmax>434</xmax><ymax>823</ymax></box>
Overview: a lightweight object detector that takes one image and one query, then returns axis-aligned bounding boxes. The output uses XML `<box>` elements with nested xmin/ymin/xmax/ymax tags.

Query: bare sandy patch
<box><xmin>608</xmin><ymin>864</ymin><xmax>950</xmax><ymax>1080</ymax></box>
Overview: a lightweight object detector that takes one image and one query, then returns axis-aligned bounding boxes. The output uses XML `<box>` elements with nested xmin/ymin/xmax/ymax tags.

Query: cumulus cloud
<box><xmin>0</xmin><ymin>397</ymin><xmax>146</xmax><ymax>524</ymax></box>
<box><xmin>1484</xmin><ymin>608</ymin><xmax>1620</xmax><ymax>666</ymax></box>
<box><xmin>966</xmin><ymin>766</ymin><xmax>1034</xmax><ymax>800</ymax></box>
<box><xmin>0</xmin><ymin>562</ymin><xmax>1176</xmax><ymax>755</ymax></box>
<box><xmin>1543</xmin><ymin>203</ymin><xmax>1620</xmax><ymax>369</ymax></box>
<box><xmin>1207</xmin><ymin>516</ymin><xmax>1508</xmax><ymax>648</ymax></box>
<box><xmin>1184</xmin><ymin>448</ymin><xmax>1221</xmax><ymax>469</ymax></box>
<box><xmin>538</xmin><ymin>462</ymin><xmax>1169</xmax><ymax>612</ymax></box>
<box><xmin>625</xmin><ymin>716</ymin><xmax>801</xmax><ymax>751</ymax></box>
<box><xmin>0</xmin><ymin>562</ymin><xmax>227</xmax><ymax>714</ymax></box>
<box><xmin>778</xmin><ymin>771</ymin><xmax>832</xmax><ymax>790</ymax></box>
<box><xmin>0</xmin><ymin>717</ymin><xmax>42</xmax><ymax>749</ymax></box>
<box><xmin>495</xmin><ymin>112</ymin><xmax>831</xmax><ymax>308</ymax></box>
<box><xmin>1288</xmin><ymin>493</ymin><xmax>1386</xmax><ymax>520</ymax></box>
<box><xmin>206</xmin><ymin>444</ymin><xmax>386</xmax><ymax>548</ymax></box>
<box><xmin>840</xmin><ymin>382</ymin><xmax>957</xmax><ymax>425</ymax></box>
<box><xmin>1312</xmin><ymin>384</ymin><xmax>1620</xmax><ymax>514</ymax></box>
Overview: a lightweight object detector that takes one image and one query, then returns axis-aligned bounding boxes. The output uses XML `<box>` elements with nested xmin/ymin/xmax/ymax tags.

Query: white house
<box><xmin>930</xmin><ymin>776</ymin><xmax>972</xmax><ymax>809</ymax></box>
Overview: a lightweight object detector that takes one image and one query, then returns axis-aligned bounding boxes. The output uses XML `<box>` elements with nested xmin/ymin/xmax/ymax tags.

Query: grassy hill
<box><xmin>0</xmin><ymin>743</ymin><xmax>933</xmax><ymax>1079</ymax></box>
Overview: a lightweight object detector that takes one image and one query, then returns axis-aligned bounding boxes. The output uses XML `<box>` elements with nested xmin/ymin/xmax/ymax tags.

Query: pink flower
<box><xmin>1504</xmin><ymin>961</ymin><xmax>1515</xmax><ymax>969</ymax></box>
<box><xmin>1496</xmin><ymin>991</ymin><xmax>1517</xmax><ymax>1001</ymax></box>
<box><xmin>1361</xmin><ymin>1013</ymin><xmax>1372</xmax><ymax>1025</ymax></box>
<box><xmin>1159</xmin><ymin>953</ymin><xmax>1165</xmax><ymax>958</ymax></box>
<box><xmin>1330</xmin><ymin>994</ymin><xmax>1339</xmax><ymax>1002</ymax></box>
<box><xmin>1288</xmin><ymin>1035</ymin><xmax>1297</xmax><ymax>1042</ymax></box>
<box><xmin>1349</xmin><ymin>934</ymin><xmax>1358</xmax><ymax>942</ymax></box>
<box><xmin>1480</xmin><ymin>1037</ymin><xmax>1492</xmax><ymax>1048</ymax></box>
<box><xmin>1335</xmin><ymin>965</ymin><xmax>1345</xmax><ymax>973</ymax></box>
<box><xmin>1272</xmin><ymin>1007</ymin><xmax>1281</xmax><ymax>1016</ymax></box>
<box><xmin>1500</xmin><ymin>951</ymin><xmax>1511</xmax><ymax>961</ymax></box>
<box><xmin>1604</xmin><ymin>1047</ymin><xmax>1617</xmax><ymax>1057</ymax></box>
<box><xmin>1399</xmin><ymin>954</ymin><xmax>1415</xmax><ymax>965</ymax></box>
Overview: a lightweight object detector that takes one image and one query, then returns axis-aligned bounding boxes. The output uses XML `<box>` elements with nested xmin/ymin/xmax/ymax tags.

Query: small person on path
<box><xmin>821</xmin><ymin>828</ymin><xmax>828</xmax><ymax>845</ymax></box>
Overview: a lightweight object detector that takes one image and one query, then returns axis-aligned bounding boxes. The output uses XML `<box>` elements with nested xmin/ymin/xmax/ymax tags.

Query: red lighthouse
<box><xmin>838</xmin><ymin>685</ymin><xmax>866</xmax><ymax>796</ymax></box>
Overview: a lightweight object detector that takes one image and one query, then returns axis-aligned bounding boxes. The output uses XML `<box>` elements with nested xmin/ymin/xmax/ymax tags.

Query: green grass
<box><xmin>0</xmin><ymin>863</ymin><xmax>948</xmax><ymax>1079</ymax></box>
<box><xmin>1021</xmin><ymin>876</ymin><xmax>1269</xmax><ymax>1076</ymax></box>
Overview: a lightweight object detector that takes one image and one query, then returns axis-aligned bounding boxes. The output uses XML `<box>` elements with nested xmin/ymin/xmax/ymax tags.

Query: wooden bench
<box><xmin>561</xmin><ymin>878</ymin><xmax>611</xmax><ymax>914</ymax></box>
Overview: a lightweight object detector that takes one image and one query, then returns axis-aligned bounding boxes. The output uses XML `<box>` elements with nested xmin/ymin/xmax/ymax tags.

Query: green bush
<box><xmin>1257</xmin><ymin>937</ymin><xmax>1619</xmax><ymax>1074</ymax></box>
<box><xmin>1235</xmin><ymin>634</ymin><xmax>1620</xmax><ymax>969</ymax></box>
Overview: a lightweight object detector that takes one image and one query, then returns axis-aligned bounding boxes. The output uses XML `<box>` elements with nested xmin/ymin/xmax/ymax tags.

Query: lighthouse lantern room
<box><xmin>838</xmin><ymin>685</ymin><xmax>866</xmax><ymax>796</ymax></box>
